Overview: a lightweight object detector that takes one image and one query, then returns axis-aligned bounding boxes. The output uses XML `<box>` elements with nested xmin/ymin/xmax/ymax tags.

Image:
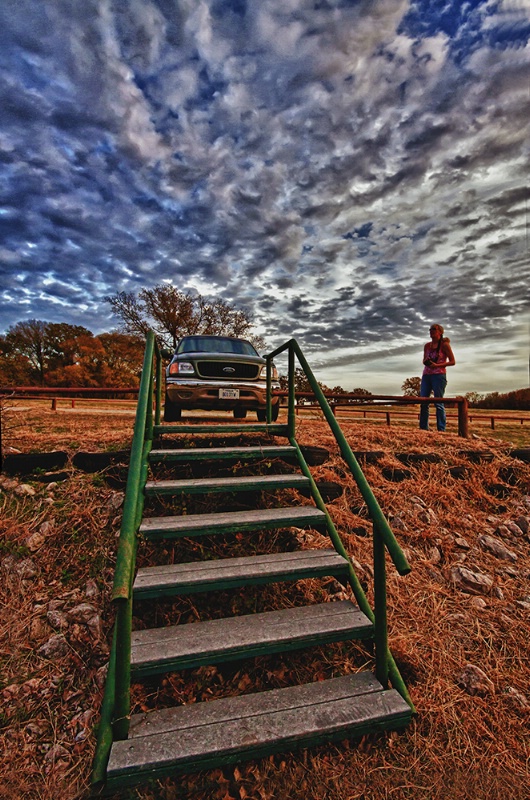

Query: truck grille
<box><xmin>197</xmin><ymin>361</ymin><xmax>260</xmax><ymax>380</ymax></box>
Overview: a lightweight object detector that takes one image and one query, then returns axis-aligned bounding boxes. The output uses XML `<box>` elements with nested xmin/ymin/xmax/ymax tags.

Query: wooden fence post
<box><xmin>457</xmin><ymin>397</ymin><xmax>469</xmax><ymax>438</ymax></box>
<box><xmin>51</xmin><ymin>398</ymin><xmax>57</xmax><ymax>411</ymax></box>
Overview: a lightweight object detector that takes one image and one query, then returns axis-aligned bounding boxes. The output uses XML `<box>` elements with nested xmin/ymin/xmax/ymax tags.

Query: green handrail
<box><xmin>92</xmin><ymin>333</ymin><xmax>158</xmax><ymax>783</ymax></box>
<box><xmin>266</xmin><ymin>338</ymin><xmax>413</xmax><ymax>708</ymax></box>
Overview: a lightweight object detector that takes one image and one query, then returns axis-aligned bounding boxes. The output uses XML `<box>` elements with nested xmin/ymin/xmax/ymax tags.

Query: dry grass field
<box><xmin>1</xmin><ymin>403</ymin><xmax>529</xmax><ymax>800</ymax></box>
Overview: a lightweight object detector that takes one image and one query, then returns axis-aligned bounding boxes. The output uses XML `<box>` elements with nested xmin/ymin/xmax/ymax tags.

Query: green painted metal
<box><xmin>288</xmin><ymin>346</ymin><xmax>296</xmax><ymax>438</ymax></box>
<box><xmin>265</xmin><ymin>338</ymin><xmax>413</xmax><ymax>709</ymax></box>
<box><xmin>91</xmin><ymin>627</ymin><xmax>118</xmax><ymax>788</ymax></box>
<box><xmin>111</xmin><ymin>334</ymin><xmax>157</xmax><ymax>741</ymax></box>
<box><xmin>112</xmin><ymin>332</ymin><xmax>156</xmax><ymax>602</ymax></box>
<box><xmin>373</xmin><ymin>523</ymin><xmax>388</xmax><ymax>688</ymax></box>
<box><xmin>93</xmin><ymin>331</ymin><xmax>413</xmax><ymax>792</ymax></box>
<box><xmin>268</xmin><ymin>340</ymin><xmax>410</xmax><ymax>578</ymax></box>
<box><xmin>155</xmin><ymin>347</ymin><xmax>162</xmax><ymax>426</ymax></box>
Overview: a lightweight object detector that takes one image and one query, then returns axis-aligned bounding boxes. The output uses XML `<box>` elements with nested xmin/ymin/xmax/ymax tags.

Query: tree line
<box><xmin>400</xmin><ymin>377</ymin><xmax>530</xmax><ymax>410</ymax></box>
<box><xmin>0</xmin><ymin>284</ymin><xmax>377</xmax><ymax>395</ymax></box>
<box><xmin>0</xmin><ymin>285</ymin><xmax>261</xmax><ymax>387</ymax></box>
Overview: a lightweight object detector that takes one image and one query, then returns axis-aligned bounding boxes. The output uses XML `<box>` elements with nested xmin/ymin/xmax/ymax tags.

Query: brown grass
<box><xmin>1</xmin><ymin>407</ymin><xmax>530</xmax><ymax>800</ymax></box>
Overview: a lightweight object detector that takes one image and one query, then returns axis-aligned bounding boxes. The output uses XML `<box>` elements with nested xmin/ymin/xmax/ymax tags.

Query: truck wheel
<box><xmin>163</xmin><ymin>395</ymin><xmax>182</xmax><ymax>422</ymax></box>
<box><xmin>257</xmin><ymin>405</ymin><xmax>279</xmax><ymax>422</ymax></box>
<box><xmin>233</xmin><ymin>407</ymin><xmax>247</xmax><ymax>419</ymax></box>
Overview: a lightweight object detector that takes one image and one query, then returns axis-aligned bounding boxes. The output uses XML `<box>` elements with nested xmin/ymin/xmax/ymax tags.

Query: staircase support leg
<box><xmin>373</xmin><ymin>523</ymin><xmax>388</xmax><ymax>688</ymax></box>
<box><xmin>113</xmin><ymin>597</ymin><xmax>132</xmax><ymax>740</ymax></box>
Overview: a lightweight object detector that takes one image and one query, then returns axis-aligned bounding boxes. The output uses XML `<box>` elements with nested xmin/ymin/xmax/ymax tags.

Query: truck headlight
<box><xmin>260</xmin><ymin>364</ymin><xmax>278</xmax><ymax>380</ymax></box>
<box><xmin>168</xmin><ymin>361</ymin><xmax>194</xmax><ymax>375</ymax></box>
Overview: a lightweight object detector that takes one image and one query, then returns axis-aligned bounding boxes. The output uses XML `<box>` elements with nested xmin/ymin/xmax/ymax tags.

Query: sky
<box><xmin>1</xmin><ymin>0</ymin><xmax>529</xmax><ymax>395</ymax></box>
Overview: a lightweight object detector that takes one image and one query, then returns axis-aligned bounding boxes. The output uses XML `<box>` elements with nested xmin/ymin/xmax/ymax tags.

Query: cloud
<box><xmin>0</xmin><ymin>0</ymin><xmax>528</xmax><ymax>393</ymax></box>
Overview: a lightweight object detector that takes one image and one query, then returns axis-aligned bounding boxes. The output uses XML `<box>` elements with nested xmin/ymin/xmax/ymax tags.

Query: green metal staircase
<box><xmin>92</xmin><ymin>334</ymin><xmax>413</xmax><ymax>793</ymax></box>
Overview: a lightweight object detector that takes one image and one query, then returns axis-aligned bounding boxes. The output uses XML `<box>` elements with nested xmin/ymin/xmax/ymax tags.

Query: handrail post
<box><xmin>154</xmin><ymin>344</ymin><xmax>162</xmax><ymax>426</ymax></box>
<box><xmin>288</xmin><ymin>345</ymin><xmax>296</xmax><ymax>438</ymax></box>
<box><xmin>266</xmin><ymin>357</ymin><xmax>272</xmax><ymax>424</ymax></box>
<box><xmin>112</xmin><ymin>596</ymin><xmax>132</xmax><ymax>740</ymax></box>
<box><xmin>373</xmin><ymin>521</ymin><xmax>389</xmax><ymax>688</ymax></box>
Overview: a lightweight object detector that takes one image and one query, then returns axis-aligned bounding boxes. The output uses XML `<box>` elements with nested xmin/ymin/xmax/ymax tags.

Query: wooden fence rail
<box><xmin>2</xmin><ymin>387</ymin><xmax>529</xmax><ymax>438</ymax></box>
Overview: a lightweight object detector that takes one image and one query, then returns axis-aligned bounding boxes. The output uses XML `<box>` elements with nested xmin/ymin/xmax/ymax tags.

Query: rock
<box><xmin>428</xmin><ymin>546</ymin><xmax>442</xmax><ymax>564</ymax></box>
<box><xmin>504</xmin><ymin>521</ymin><xmax>525</xmax><ymax>537</ymax></box>
<box><xmin>516</xmin><ymin>599</ymin><xmax>530</xmax><ymax>611</ymax></box>
<box><xmin>492</xmin><ymin>586</ymin><xmax>504</xmax><ymax>600</ymax></box>
<box><xmin>504</xmin><ymin>687</ymin><xmax>529</xmax><ymax>710</ymax></box>
<box><xmin>15</xmin><ymin>483</ymin><xmax>36</xmax><ymax>497</ymax></box>
<box><xmin>515</xmin><ymin>516</ymin><xmax>529</xmax><ymax>535</ymax></box>
<box><xmin>455</xmin><ymin>537</ymin><xmax>470</xmax><ymax>549</ymax></box>
<box><xmin>67</xmin><ymin>603</ymin><xmax>102</xmax><ymax>638</ymax></box>
<box><xmin>495</xmin><ymin>524</ymin><xmax>513</xmax><ymax>540</ymax></box>
<box><xmin>29</xmin><ymin>618</ymin><xmax>51</xmax><ymax>641</ymax></box>
<box><xmin>44</xmin><ymin>744</ymin><xmax>70</xmax><ymax>772</ymax></box>
<box><xmin>47</xmin><ymin>609</ymin><xmax>68</xmax><ymax>630</ymax></box>
<box><xmin>95</xmin><ymin>663</ymin><xmax>109</xmax><ymax>689</ymax></box>
<box><xmin>38</xmin><ymin>634</ymin><xmax>69</xmax><ymax>659</ymax></box>
<box><xmin>457</xmin><ymin>664</ymin><xmax>494</xmax><ymax>696</ymax></box>
<box><xmin>500</xmin><ymin>565</ymin><xmax>518</xmax><ymax>578</ymax></box>
<box><xmin>85</xmin><ymin>579</ymin><xmax>99</xmax><ymax>598</ymax></box>
<box><xmin>410</xmin><ymin>496</ymin><xmax>427</xmax><ymax>508</ymax></box>
<box><xmin>450</xmin><ymin>566</ymin><xmax>493</xmax><ymax>595</ymax></box>
<box><xmin>390</xmin><ymin>515</ymin><xmax>408</xmax><ymax>531</ymax></box>
<box><xmin>478</xmin><ymin>535</ymin><xmax>517</xmax><ymax>562</ymax></box>
<box><xmin>417</xmin><ymin>508</ymin><xmax>437</xmax><ymax>525</ymax></box>
<box><xmin>15</xmin><ymin>558</ymin><xmax>38</xmax><ymax>580</ymax></box>
<box><xmin>0</xmin><ymin>476</ymin><xmax>19</xmax><ymax>491</ymax></box>
<box><xmin>470</xmin><ymin>597</ymin><xmax>487</xmax><ymax>609</ymax></box>
<box><xmin>107</xmin><ymin>492</ymin><xmax>124</xmax><ymax>510</ymax></box>
<box><xmin>27</xmin><ymin>519</ymin><xmax>56</xmax><ymax>550</ymax></box>
<box><xmin>26</xmin><ymin>532</ymin><xmax>46</xmax><ymax>551</ymax></box>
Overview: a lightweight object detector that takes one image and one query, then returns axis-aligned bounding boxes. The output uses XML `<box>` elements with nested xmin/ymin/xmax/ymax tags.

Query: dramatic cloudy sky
<box><xmin>1</xmin><ymin>0</ymin><xmax>529</xmax><ymax>394</ymax></box>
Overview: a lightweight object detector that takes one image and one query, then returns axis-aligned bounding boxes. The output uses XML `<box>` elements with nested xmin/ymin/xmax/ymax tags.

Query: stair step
<box><xmin>154</xmin><ymin>423</ymin><xmax>289</xmax><ymax>436</ymax></box>
<box><xmin>130</xmin><ymin>600</ymin><xmax>372</xmax><ymax>677</ymax></box>
<box><xmin>149</xmin><ymin>445</ymin><xmax>297</xmax><ymax>463</ymax></box>
<box><xmin>139</xmin><ymin>506</ymin><xmax>326</xmax><ymax>540</ymax></box>
<box><xmin>106</xmin><ymin>672</ymin><xmax>411</xmax><ymax>789</ymax></box>
<box><xmin>145</xmin><ymin>473</ymin><xmax>310</xmax><ymax>497</ymax></box>
<box><xmin>133</xmin><ymin>549</ymin><xmax>350</xmax><ymax>599</ymax></box>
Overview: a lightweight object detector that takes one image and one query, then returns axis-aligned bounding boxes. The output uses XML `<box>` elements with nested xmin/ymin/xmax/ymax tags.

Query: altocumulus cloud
<box><xmin>0</xmin><ymin>0</ymin><xmax>529</xmax><ymax>393</ymax></box>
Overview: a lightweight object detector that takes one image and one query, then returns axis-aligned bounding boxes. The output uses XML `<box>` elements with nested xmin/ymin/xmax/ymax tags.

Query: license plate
<box><xmin>219</xmin><ymin>388</ymin><xmax>240</xmax><ymax>399</ymax></box>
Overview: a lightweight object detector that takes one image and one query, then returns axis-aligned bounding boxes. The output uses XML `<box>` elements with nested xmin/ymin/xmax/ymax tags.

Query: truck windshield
<box><xmin>177</xmin><ymin>337</ymin><xmax>258</xmax><ymax>356</ymax></box>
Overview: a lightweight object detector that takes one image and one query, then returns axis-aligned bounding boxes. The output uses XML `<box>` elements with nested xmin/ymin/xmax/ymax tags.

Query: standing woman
<box><xmin>419</xmin><ymin>324</ymin><xmax>456</xmax><ymax>432</ymax></box>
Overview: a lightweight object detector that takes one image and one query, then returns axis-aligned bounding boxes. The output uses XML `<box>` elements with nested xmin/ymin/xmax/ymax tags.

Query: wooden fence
<box><xmin>2</xmin><ymin>386</ymin><xmax>529</xmax><ymax>438</ymax></box>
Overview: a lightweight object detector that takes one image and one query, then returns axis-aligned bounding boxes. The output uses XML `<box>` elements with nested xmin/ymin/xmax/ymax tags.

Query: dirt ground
<box><xmin>1</xmin><ymin>405</ymin><xmax>529</xmax><ymax>800</ymax></box>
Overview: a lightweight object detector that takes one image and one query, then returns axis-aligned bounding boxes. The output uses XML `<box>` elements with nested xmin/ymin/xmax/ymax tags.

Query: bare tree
<box><xmin>106</xmin><ymin>286</ymin><xmax>264</xmax><ymax>350</ymax></box>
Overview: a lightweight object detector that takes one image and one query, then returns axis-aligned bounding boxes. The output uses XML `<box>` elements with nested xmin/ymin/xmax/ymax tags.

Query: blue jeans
<box><xmin>420</xmin><ymin>373</ymin><xmax>447</xmax><ymax>431</ymax></box>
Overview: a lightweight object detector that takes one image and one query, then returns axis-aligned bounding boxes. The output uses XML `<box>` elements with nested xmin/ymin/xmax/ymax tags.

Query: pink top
<box><xmin>423</xmin><ymin>343</ymin><xmax>447</xmax><ymax>375</ymax></box>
